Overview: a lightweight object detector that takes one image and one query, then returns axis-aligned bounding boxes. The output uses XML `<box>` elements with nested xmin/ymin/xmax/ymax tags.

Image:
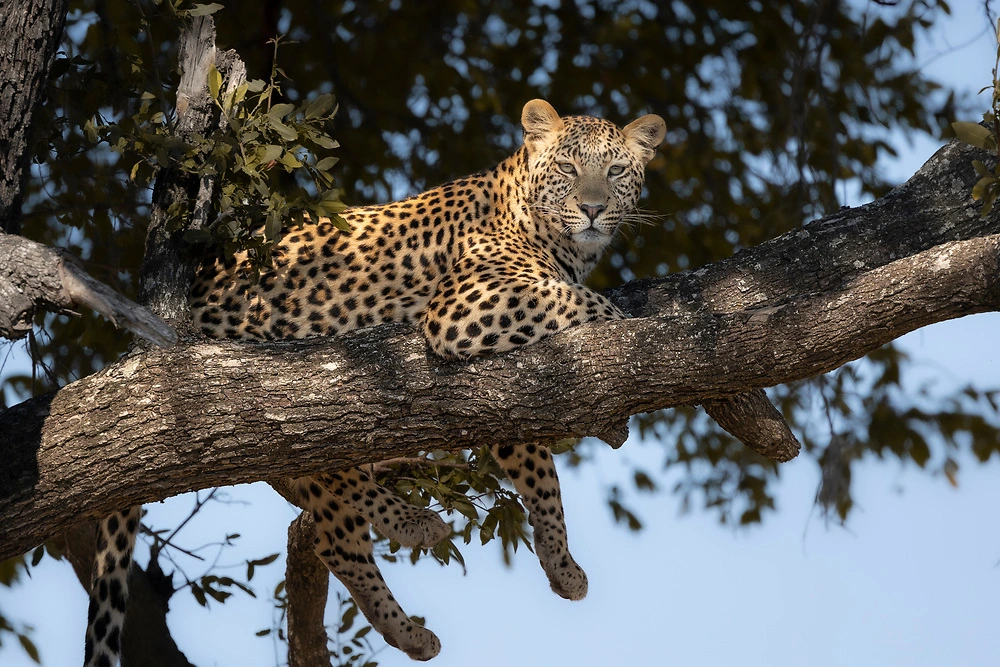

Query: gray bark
<box><xmin>0</xmin><ymin>233</ymin><xmax>177</xmax><ymax>346</ymax></box>
<box><xmin>0</xmin><ymin>0</ymin><xmax>70</xmax><ymax>234</ymax></box>
<box><xmin>0</xmin><ymin>136</ymin><xmax>996</xmax><ymax>562</ymax></box>
<box><xmin>286</xmin><ymin>513</ymin><xmax>333</xmax><ymax>667</ymax></box>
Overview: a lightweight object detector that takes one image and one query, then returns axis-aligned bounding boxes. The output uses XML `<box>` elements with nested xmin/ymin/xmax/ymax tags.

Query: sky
<box><xmin>3</xmin><ymin>3</ymin><xmax>1000</xmax><ymax>667</ymax></box>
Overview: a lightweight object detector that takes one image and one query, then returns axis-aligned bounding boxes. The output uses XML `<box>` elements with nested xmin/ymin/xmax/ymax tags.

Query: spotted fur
<box><xmin>85</xmin><ymin>100</ymin><xmax>665</xmax><ymax>665</ymax></box>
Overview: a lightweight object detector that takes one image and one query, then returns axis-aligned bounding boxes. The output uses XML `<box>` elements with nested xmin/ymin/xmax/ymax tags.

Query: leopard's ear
<box><xmin>522</xmin><ymin>99</ymin><xmax>564</xmax><ymax>154</ymax></box>
<box><xmin>623</xmin><ymin>114</ymin><xmax>666</xmax><ymax>165</ymax></box>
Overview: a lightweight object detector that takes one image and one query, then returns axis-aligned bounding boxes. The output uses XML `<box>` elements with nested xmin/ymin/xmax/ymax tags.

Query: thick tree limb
<box><xmin>1</xmin><ymin>132</ymin><xmax>997</xmax><ymax>560</ymax></box>
<box><xmin>0</xmin><ymin>233</ymin><xmax>177</xmax><ymax>346</ymax></box>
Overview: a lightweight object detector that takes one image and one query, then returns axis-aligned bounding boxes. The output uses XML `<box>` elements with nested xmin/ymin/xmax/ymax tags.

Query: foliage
<box><xmin>952</xmin><ymin>19</ymin><xmax>1000</xmax><ymax>216</ymax></box>
<box><xmin>92</xmin><ymin>29</ymin><xmax>345</xmax><ymax>274</ymax></box>
<box><xmin>0</xmin><ymin>557</ymin><xmax>40</xmax><ymax>663</ymax></box>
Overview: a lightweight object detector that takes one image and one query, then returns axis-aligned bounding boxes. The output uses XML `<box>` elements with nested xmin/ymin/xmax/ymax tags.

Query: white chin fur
<box><xmin>571</xmin><ymin>228</ymin><xmax>611</xmax><ymax>246</ymax></box>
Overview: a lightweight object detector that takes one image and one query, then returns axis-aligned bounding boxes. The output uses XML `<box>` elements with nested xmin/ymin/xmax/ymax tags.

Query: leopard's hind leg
<box><xmin>293</xmin><ymin>475</ymin><xmax>441</xmax><ymax>661</ymax></box>
<box><xmin>313</xmin><ymin>468</ymin><xmax>449</xmax><ymax>548</ymax></box>
<box><xmin>490</xmin><ymin>443</ymin><xmax>588</xmax><ymax>600</ymax></box>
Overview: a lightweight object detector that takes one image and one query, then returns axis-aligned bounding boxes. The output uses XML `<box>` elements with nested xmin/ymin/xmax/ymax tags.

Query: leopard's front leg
<box><xmin>491</xmin><ymin>443</ymin><xmax>588</xmax><ymax>600</ymax></box>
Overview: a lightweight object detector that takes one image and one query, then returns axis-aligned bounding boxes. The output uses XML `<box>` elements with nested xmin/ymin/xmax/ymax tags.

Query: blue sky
<box><xmin>3</xmin><ymin>3</ymin><xmax>1000</xmax><ymax>667</ymax></box>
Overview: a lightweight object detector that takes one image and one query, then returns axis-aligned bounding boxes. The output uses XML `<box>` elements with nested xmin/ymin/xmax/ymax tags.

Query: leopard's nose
<box><xmin>579</xmin><ymin>203</ymin><xmax>605</xmax><ymax>221</ymax></box>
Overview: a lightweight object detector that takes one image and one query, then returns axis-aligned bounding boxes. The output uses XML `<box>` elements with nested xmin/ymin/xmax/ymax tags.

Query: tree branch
<box><xmin>286</xmin><ymin>512</ymin><xmax>332</xmax><ymax>667</ymax></box>
<box><xmin>0</xmin><ymin>135</ymin><xmax>996</xmax><ymax>560</ymax></box>
<box><xmin>0</xmin><ymin>233</ymin><xmax>177</xmax><ymax>346</ymax></box>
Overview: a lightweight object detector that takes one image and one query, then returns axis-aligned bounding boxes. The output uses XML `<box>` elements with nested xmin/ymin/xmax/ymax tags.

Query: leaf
<box><xmin>18</xmin><ymin>634</ymin><xmax>40</xmax><ymax>663</ymax></box>
<box><xmin>268</xmin><ymin>118</ymin><xmax>299</xmax><ymax>141</ymax></box>
<box><xmin>315</xmin><ymin>156</ymin><xmax>339</xmax><ymax>171</ymax></box>
<box><xmin>207</xmin><ymin>64</ymin><xmax>222</xmax><ymax>102</ymax></box>
<box><xmin>311</xmin><ymin>134</ymin><xmax>338</xmax><ymax>149</ymax></box>
<box><xmin>971</xmin><ymin>176</ymin><xmax>995</xmax><ymax>201</ymax></box>
<box><xmin>268</xmin><ymin>103</ymin><xmax>296</xmax><ymax>119</ymax></box>
<box><xmin>30</xmin><ymin>546</ymin><xmax>44</xmax><ymax>567</ymax></box>
<box><xmin>188</xmin><ymin>3</ymin><xmax>224</xmax><ymax>16</ymax></box>
<box><xmin>279</xmin><ymin>152</ymin><xmax>303</xmax><ymax>169</ymax></box>
<box><xmin>255</xmin><ymin>629</ymin><xmax>271</xmax><ymax>637</ymax></box>
<box><xmin>83</xmin><ymin>119</ymin><xmax>98</xmax><ymax>143</ymax></box>
<box><xmin>305</xmin><ymin>94</ymin><xmax>336</xmax><ymax>119</ymax></box>
<box><xmin>951</xmin><ymin>122</ymin><xmax>993</xmax><ymax>149</ymax></box>
<box><xmin>265</xmin><ymin>209</ymin><xmax>283</xmax><ymax>240</ymax></box>
<box><xmin>257</xmin><ymin>145</ymin><xmax>283</xmax><ymax>164</ymax></box>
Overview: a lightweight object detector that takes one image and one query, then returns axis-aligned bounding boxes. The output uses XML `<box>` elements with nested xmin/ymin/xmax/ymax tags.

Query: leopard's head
<box><xmin>521</xmin><ymin>99</ymin><xmax>666</xmax><ymax>252</ymax></box>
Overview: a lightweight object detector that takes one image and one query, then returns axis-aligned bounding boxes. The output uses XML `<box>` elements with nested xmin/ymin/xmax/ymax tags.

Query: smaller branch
<box><xmin>0</xmin><ymin>233</ymin><xmax>176</xmax><ymax>346</ymax></box>
<box><xmin>286</xmin><ymin>512</ymin><xmax>332</xmax><ymax>667</ymax></box>
<box><xmin>703</xmin><ymin>389</ymin><xmax>801</xmax><ymax>462</ymax></box>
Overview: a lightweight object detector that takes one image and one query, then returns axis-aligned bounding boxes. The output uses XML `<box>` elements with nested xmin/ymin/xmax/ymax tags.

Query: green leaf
<box><xmin>305</xmin><ymin>94</ymin><xmax>336</xmax><ymax>119</ymax></box>
<box><xmin>315</xmin><ymin>156</ymin><xmax>339</xmax><ymax>171</ymax></box>
<box><xmin>207</xmin><ymin>64</ymin><xmax>222</xmax><ymax>101</ymax></box>
<box><xmin>30</xmin><ymin>546</ymin><xmax>44</xmax><ymax>567</ymax></box>
<box><xmin>268</xmin><ymin>103</ymin><xmax>296</xmax><ymax>119</ymax></box>
<box><xmin>951</xmin><ymin>122</ymin><xmax>993</xmax><ymax>149</ymax></box>
<box><xmin>188</xmin><ymin>3</ymin><xmax>224</xmax><ymax>16</ymax></box>
<box><xmin>268</xmin><ymin>118</ymin><xmax>299</xmax><ymax>141</ymax></box>
<box><xmin>257</xmin><ymin>145</ymin><xmax>283</xmax><ymax>164</ymax></box>
<box><xmin>311</xmin><ymin>134</ymin><xmax>338</xmax><ymax>149</ymax></box>
<box><xmin>83</xmin><ymin>119</ymin><xmax>98</xmax><ymax>143</ymax></box>
<box><xmin>255</xmin><ymin>629</ymin><xmax>271</xmax><ymax>637</ymax></box>
<box><xmin>279</xmin><ymin>152</ymin><xmax>303</xmax><ymax>169</ymax></box>
<box><xmin>971</xmin><ymin>176</ymin><xmax>996</xmax><ymax>201</ymax></box>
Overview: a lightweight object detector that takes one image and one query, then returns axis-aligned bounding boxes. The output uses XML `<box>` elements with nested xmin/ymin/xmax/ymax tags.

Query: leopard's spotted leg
<box><xmin>293</xmin><ymin>476</ymin><xmax>441</xmax><ymax>661</ymax></box>
<box><xmin>85</xmin><ymin>506</ymin><xmax>140</xmax><ymax>667</ymax></box>
<box><xmin>313</xmin><ymin>468</ymin><xmax>449</xmax><ymax>549</ymax></box>
<box><xmin>490</xmin><ymin>443</ymin><xmax>587</xmax><ymax>601</ymax></box>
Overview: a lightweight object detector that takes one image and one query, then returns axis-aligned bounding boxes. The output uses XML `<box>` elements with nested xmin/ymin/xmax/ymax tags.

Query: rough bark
<box><xmin>0</xmin><ymin>233</ymin><xmax>177</xmax><ymax>346</ymax></box>
<box><xmin>0</xmin><ymin>1</ymin><xmax>176</xmax><ymax>347</ymax></box>
<box><xmin>139</xmin><ymin>16</ymin><xmax>246</xmax><ymax>320</ymax></box>
<box><xmin>0</xmin><ymin>0</ymin><xmax>71</xmax><ymax>234</ymax></box>
<box><xmin>286</xmin><ymin>513</ymin><xmax>333</xmax><ymax>667</ymax></box>
<box><xmin>703</xmin><ymin>389</ymin><xmax>799</xmax><ymax>462</ymax></box>
<box><xmin>0</xmin><ymin>135</ymin><xmax>997</xmax><ymax>561</ymax></box>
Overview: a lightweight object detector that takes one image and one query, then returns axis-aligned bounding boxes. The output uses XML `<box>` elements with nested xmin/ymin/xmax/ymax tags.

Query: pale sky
<box><xmin>2</xmin><ymin>3</ymin><xmax>999</xmax><ymax>667</ymax></box>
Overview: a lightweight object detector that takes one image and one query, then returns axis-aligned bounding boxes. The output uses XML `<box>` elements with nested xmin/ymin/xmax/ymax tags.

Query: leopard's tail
<box><xmin>84</xmin><ymin>507</ymin><xmax>140</xmax><ymax>667</ymax></box>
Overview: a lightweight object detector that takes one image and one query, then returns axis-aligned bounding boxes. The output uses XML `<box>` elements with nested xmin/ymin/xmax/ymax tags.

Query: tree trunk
<box><xmin>0</xmin><ymin>0</ymin><xmax>70</xmax><ymax>234</ymax></box>
<box><xmin>0</xmin><ymin>136</ymin><xmax>996</xmax><ymax>561</ymax></box>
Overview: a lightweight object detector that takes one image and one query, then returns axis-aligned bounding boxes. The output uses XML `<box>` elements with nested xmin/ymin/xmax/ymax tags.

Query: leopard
<box><xmin>84</xmin><ymin>99</ymin><xmax>665</xmax><ymax>666</ymax></box>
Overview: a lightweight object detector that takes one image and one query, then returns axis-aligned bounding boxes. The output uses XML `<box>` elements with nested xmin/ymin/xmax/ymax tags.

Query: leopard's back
<box><xmin>188</xmin><ymin>174</ymin><xmax>493</xmax><ymax>341</ymax></box>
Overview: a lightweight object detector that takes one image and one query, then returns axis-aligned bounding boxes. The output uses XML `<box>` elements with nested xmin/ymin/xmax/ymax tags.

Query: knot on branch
<box><xmin>591</xmin><ymin>418</ymin><xmax>630</xmax><ymax>449</ymax></box>
<box><xmin>702</xmin><ymin>389</ymin><xmax>800</xmax><ymax>462</ymax></box>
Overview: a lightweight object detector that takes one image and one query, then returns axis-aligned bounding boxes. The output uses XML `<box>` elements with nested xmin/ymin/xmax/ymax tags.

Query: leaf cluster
<box><xmin>951</xmin><ymin>19</ymin><xmax>1000</xmax><ymax>216</ymax></box>
<box><xmin>93</xmin><ymin>33</ymin><xmax>345</xmax><ymax>273</ymax></box>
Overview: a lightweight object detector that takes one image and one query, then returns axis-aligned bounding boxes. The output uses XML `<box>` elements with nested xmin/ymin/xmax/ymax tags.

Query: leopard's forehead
<box><xmin>556</xmin><ymin>116</ymin><xmax>628</xmax><ymax>159</ymax></box>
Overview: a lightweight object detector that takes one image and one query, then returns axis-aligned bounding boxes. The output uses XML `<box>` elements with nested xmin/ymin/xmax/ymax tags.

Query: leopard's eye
<box><xmin>557</xmin><ymin>162</ymin><xmax>577</xmax><ymax>175</ymax></box>
<box><xmin>608</xmin><ymin>164</ymin><xmax>626</xmax><ymax>176</ymax></box>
